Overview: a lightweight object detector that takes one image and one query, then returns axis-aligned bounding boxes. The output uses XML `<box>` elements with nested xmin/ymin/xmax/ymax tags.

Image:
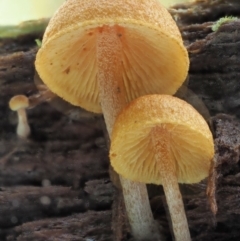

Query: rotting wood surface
<box><xmin>0</xmin><ymin>35</ymin><xmax>116</xmax><ymax>241</ymax></box>
<box><xmin>0</xmin><ymin>1</ymin><xmax>240</xmax><ymax>240</ymax></box>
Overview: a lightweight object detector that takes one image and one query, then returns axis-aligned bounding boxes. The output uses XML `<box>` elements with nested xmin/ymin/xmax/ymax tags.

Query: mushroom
<box><xmin>35</xmin><ymin>0</ymin><xmax>189</xmax><ymax>239</ymax></box>
<box><xmin>9</xmin><ymin>95</ymin><xmax>31</xmax><ymax>139</ymax></box>
<box><xmin>110</xmin><ymin>94</ymin><xmax>214</xmax><ymax>241</ymax></box>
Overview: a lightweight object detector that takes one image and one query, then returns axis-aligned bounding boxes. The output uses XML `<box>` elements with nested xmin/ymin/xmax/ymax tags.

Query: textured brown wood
<box><xmin>0</xmin><ymin>36</ymin><xmax>117</xmax><ymax>240</ymax></box>
<box><xmin>172</xmin><ymin>0</ymin><xmax>240</xmax><ymax>119</ymax></box>
<box><xmin>5</xmin><ymin>211</ymin><xmax>113</xmax><ymax>241</ymax></box>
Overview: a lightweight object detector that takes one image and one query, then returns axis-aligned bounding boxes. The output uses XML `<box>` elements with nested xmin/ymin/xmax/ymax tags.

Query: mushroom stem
<box><xmin>120</xmin><ymin>176</ymin><xmax>161</xmax><ymax>240</ymax></box>
<box><xmin>151</xmin><ymin>126</ymin><xmax>191</xmax><ymax>241</ymax></box>
<box><xmin>97</xmin><ymin>25</ymin><xmax>126</xmax><ymax>134</ymax></box>
<box><xmin>16</xmin><ymin>108</ymin><xmax>30</xmax><ymax>138</ymax></box>
<box><xmin>97</xmin><ymin>25</ymin><xmax>161</xmax><ymax>240</ymax></box>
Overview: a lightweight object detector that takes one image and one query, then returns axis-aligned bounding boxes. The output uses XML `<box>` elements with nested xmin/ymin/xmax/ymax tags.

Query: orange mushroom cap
<box><xmin>9</xmin><ymin>95</ymin><xmax>29</xmax><ymax>111</ymax></box>
<box><xmin>35</xmin><ymin>0</ymin><xmax>189</xmax><ymax>113</ymax></box>
<box><xmin>110</xmin><ymin>95</ymin><xmax>214</xmax><ymax>184</ymax></box>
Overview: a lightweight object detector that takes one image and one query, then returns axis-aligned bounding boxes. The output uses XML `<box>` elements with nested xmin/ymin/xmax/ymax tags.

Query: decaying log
<box><xmin>1</xmin><ymin>0</ymin><xmax>240</xmax><ymax>240</ymax></box>
<box><xmin>170</xmin><ymin>0</ymin><xmax>240</xmax><ymax>25</ymax></box>
<box><xmin>0</xmin><ymin>34</ymin><xmax>116</xmax><ymax>240</ymax></box>
<box><xmin>4</xmin><ymin>211</ymin><xmax>113</xmax><ymax>241</ymax></box>
<box><xmin>171</xmin><ymin>0</ymin><xmax>240</xmax><ymax>119</ymax></box>
<box><xmin>0</xmin><ymin>137</ymin><xmax>109</xmax><ymax>187</ymax></box>
<box><xmin>0</xmin><ymin>180</ymin><xmax>113</xmax><ymax>228</ymax></box>
<box><xmin>186</xmin><ymin>114</ymin><xmax>240</xmax><ymax>241</ymax></box>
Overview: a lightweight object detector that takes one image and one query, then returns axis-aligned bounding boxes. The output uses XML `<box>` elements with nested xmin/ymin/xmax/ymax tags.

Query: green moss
<box><xmin>212</xmin><ymin>16</ymin><xmax>238</xmax><ymax>32</ymax></box>
<box><xmin>35</xmin><ymin>39</ymin><xmax>42</xmax><ymax>47</ymax></box>
<box><xmin>0</xmin><ymin>19</ymin><xmax>49</xmax><ymax>38</ymax></box>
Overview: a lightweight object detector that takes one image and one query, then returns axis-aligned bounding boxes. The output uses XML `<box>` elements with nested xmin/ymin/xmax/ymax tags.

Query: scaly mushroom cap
<box><xmin>110</xmin><ymin>95</ymin><xmax>214</xmax><ymax>184</ymax></box>
<box><xmin>35</xmin><ymin>0</ymin><xmax>189</xmax><ymax>113</ymax></box>
<box><xmin>9</xmin><ymin>95</ymin><xmax>29</xmax><ymax>111</ymax></box>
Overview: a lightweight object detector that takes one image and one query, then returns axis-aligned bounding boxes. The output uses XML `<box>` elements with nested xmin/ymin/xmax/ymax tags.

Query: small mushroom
<box><xmin>110</xmin><ymin>95</ymin><xmax>214</xmax><ymax>241</ymax></box>
<box><xmin>35</xmin><ymin>0</ymin><xmax>189</xmax><ymax>239</ymax></box>
<box><xmin>9</xmin><ymin>95</ymin><xmax>30</xmax><ymax>139</ymax></box>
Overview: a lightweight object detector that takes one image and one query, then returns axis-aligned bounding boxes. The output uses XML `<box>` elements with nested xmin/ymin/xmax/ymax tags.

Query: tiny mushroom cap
<box><xmin>9</xmin><ymin>95</ymin><xmax>29</xmax><ymax>111</ymax></box>
<box><xmin>110</xmin><ymin>94</ymin><xmax>214</xmax><ymax>241</ymax></box>
<box><xmin>35</xmin><ymin>0</ymin><xmax>189</xmax><ymax>113</ymax></box>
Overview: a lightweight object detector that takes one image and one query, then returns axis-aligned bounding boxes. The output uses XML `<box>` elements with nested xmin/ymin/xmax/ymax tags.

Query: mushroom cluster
<box><xmin>110</xmin><ymin>95</ymin><xmax>214</xmax><ymax>241</ymax></box>
<box><xmin>35</xmin><ymin>0</ymin><xmax>189</xmax><ymax>240</ymax></box>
